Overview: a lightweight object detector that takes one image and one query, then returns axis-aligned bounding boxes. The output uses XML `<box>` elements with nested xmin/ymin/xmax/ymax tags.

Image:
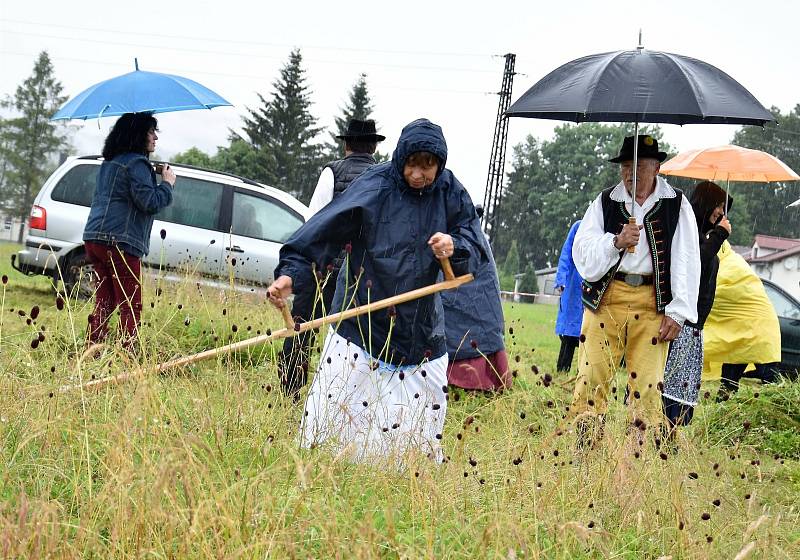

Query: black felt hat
<box><xmin>609</xmin><ymin>134</ymin><xmax>668</xmax><ymax>163</ymax></box>
<box><xmin>336</xmin><ymin>119</ymin><xmax>386</xmax><ymax>141</ymax></box>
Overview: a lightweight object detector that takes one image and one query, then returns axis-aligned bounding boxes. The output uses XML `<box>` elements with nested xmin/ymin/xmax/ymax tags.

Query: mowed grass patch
<box><xmin>0</xmin><ymin>242</ymin><xmax>798</xmax><ymax>558</ymax></box>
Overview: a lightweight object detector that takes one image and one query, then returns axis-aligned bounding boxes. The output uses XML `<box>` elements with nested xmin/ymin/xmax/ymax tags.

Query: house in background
<box><xmin>0</xmin><ymin>214</ymin><xmax>26</xmax><ymax>243</ymax></box>
<box><xmin>747</xmin><ymin>234</ymin><xmax>800</xmax><ymax>300</ymax></box>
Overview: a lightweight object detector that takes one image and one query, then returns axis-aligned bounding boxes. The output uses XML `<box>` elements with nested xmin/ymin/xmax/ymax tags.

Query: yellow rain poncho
<box><xmin>702</xmin><ymin>240</ymin><xmax>781</xmax><ymax>379</ymax></box>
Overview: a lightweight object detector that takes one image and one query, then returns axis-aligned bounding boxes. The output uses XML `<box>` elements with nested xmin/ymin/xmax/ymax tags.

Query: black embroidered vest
<box><xmin>581</xmin><ymin>185</ymin><xmax>684</xmax><ymax>313</ymax></box>
<box><xmin>326</xmin><ymin>153</ymin><xmax>377</xmax><ymax>197</ymax></box>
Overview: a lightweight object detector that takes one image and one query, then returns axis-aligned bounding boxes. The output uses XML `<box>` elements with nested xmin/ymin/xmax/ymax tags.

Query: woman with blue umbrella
<box><xmin>82</xmin><ymin>112</ymin><xmax>176</xmax><ymax>351</ymax></box>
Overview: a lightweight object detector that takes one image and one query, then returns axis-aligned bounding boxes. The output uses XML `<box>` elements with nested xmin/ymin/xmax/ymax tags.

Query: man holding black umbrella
<box><xmin>570</xmin><ymin>134</ymin><xmax>700</xmax><ymax>444</ymax></box>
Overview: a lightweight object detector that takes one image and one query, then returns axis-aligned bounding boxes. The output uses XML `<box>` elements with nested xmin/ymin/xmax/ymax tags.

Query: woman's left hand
<box><xmin>428</xmin><ymin>232</ymin><xmax>454</xmax><ymax>259</ymax></box>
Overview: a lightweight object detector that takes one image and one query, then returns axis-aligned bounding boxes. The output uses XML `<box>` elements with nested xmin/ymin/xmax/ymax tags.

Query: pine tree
<box><xmin>519</xmin><ymin>262</ymin><xmax>540</xmax><ymax>294</ymax></box>
<box><xmin>0</xmin><ymin>51</ymin><xmax>69</xmax><ymax>242</ymax></box>
<box><xmin>324</xmin><ymin>74</ymin><xmax>387</xmax><ymax>162</ymax></box>
<box><xmin>331</xmin><ymin>74</ymin><xmax>374</xmax><ymax>141</ymax></box>
<box><xmin>240</xmin><ymin>49</ymin><xmax>323</xmax><ymax>203</ymax></box>
<box><xmin>498</xmin><ymin>239</ymin><xmax>521</xmax><ymax>291</ymax></box>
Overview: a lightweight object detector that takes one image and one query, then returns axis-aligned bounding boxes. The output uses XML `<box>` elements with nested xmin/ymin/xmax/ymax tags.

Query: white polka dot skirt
<box><xmin>299</xmin><ymin>329</ymin><xmax>449</xmax><ymax>463</ymax></box>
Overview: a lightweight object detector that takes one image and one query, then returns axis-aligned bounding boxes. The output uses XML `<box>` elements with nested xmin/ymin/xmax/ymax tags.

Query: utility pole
<box><xmin>482</xmin><ymin>53</ymin><xmax>516</xmax><ymax>237</ymax></box>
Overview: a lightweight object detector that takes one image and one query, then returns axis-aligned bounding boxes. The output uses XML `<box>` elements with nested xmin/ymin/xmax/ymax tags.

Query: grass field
<box><xmin>1</xmin><ymin>241</ymin><xmax>798</xmax><ymax>559</ymax></box>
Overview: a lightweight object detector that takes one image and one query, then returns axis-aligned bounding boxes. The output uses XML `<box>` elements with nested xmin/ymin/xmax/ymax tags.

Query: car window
<box><xmin>156</xmin><ymin>177</ymin><xmax>224</xmax><ymax>231</ymax></box>
<box><xmin>231</xmin><ymin>192</ymin><xmax>304</xmax><ymax>243</ymax></box>
<box><xmin>764</xmin><ymin>282</ymin><xmax>800</xmax><ymax>319</ymax></box>
<box><xmin>50</xmin><ymin>164</ymin><xmax>98</xmax><ymax>206</ymax></box>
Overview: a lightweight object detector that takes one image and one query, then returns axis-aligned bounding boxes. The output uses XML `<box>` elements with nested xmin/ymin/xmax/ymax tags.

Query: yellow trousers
<box><xmin>571</xmin><ymin>280</ymin><xmax>669</xmax><ymax>427</ymax></box>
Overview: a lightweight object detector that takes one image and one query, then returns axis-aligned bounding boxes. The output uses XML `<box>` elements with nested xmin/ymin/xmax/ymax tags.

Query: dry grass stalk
<box><xmin>733</xmin><ymin>541</ymin><xmax>756</xmax><ymax>560</ymax></box>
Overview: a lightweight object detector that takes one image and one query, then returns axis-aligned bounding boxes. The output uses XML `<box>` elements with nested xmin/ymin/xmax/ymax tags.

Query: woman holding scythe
<box><xmin>266</xmin><ymin>118</ymin><xmax>486</xmax><ymax>462</ymax></box>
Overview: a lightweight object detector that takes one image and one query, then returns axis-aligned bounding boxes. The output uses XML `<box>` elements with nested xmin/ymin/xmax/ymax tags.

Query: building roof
<box><xmin>748</xmin><ymin>242</ymin><xmax>800</xmax><ymax>264</ymax></box>
<box><xmin>753</xmin><ymin>234</ymin><xmax>800</xmax><ymax>251</ymax></box>
<box><xmin>731</xmin><ymin>245</ymin><xmax>752</xmax><ymax>257</ymax></box>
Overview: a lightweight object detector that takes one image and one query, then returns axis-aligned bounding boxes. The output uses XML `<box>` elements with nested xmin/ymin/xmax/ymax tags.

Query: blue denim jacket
<box><xmin>83</xmin><ymin>153</ymin><xmax>173</xmax><ymax>257</ymax></box>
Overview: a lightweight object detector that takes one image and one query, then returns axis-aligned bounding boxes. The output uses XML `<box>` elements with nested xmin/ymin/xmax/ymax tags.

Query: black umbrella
<box><xmin>506</xmin><ymin>45</ymin><xmax>775</xmax><ymax>245</ymax></box>
<box><xmin>506</xmin><ymin>49</ymin><xmax>774</xmax><ymax>126</ymax></box>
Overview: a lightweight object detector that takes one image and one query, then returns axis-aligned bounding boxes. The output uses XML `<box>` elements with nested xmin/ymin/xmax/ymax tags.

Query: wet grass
<box><xmin>0</xmin><ymin>242</ymin><xmax>798</xmax><ymax>558</ymax></box>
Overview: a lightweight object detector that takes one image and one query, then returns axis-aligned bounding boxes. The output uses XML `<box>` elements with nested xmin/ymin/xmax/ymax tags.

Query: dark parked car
<box><xmin>761</xmin><ymin>278</ymin><xmax>800</xmax><ymax>378</ymax></box>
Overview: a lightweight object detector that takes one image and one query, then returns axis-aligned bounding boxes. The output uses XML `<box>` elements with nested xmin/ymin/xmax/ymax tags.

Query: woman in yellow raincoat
<box><xmin>702</xmin><ymin>235</ymin><xmax>781</xmax><ymax>397</ymax></box>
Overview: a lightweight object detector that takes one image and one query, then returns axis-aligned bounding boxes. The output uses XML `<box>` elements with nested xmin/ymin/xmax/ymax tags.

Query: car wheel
<box><xmin>61</xmin><ymin>250</ymin><xmax>97</xmax><ymax>300</ymax></box>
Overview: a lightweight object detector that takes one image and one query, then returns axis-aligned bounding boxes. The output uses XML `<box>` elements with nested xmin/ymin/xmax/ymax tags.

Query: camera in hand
<box><xmin>153</xmin><ymin>163</ymin><xmax>165</xmax><ymax>174</ymax></box>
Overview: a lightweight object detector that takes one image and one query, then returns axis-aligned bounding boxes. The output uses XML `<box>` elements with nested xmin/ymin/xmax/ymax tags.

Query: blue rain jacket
<box><xmin>276</xmin><ymin>119</ymin><xmax>487</xmax><ymax>365</ymax></box>
<box><xmin>555</xmin><ymin>220</ymin><xmax>584</xmax><ymax>337</ymax></box>
<box><xmin>441</xmin><ymin>234</ymin><xmax>505</xmax><ymax>360</ymax></box>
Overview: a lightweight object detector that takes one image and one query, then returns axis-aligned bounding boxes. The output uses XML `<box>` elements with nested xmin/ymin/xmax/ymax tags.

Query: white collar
<box><xmin>609</xmin><ymin>176</ymin><xmax>677</xmax><ymax>203</ymax></box>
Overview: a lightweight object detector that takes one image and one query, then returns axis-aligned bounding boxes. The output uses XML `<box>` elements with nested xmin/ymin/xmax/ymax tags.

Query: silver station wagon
<box><xmin>11</xmin><ymin>156</ymin><xmax>308</xmax><ymax>296</ymax></box>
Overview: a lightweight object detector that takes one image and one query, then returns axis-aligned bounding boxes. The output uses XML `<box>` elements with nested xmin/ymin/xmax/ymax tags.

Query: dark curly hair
<box><xmin>102</xmin><ymin>112</ymin><xmax>158</xmax><ymax>160</ymax></box>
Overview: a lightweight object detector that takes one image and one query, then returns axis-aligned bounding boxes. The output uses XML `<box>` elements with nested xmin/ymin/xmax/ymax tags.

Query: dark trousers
<box><xmin>85</xmin><ymin>241</ymin><xmax>142</xmax><ymax>350</ymax></box>
<box><xmin>278</xmin><ymin>269</ymin><xmax>338</xmax><ymax>397</ymax></box>
<box><xmin>719</xmin><ymin>362</ymin><xmax>779</xmax><ymax>398</ymax></box>
<box><xmin>556</xmin><ymin>335</ymin><xmax>579</xmax><ymax>372</ymax></box>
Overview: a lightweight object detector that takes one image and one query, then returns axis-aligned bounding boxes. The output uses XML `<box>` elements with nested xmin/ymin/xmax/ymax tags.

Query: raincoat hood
<box><xmin>391</xmin><ymin>119</ymin><xmax>448</xmax><ymax>189</ymax></box>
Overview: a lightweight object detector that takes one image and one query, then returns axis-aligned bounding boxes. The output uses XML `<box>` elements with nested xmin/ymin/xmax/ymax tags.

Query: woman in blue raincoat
<box><xmin>267</xmin><ymin>118</ymin><xmax>486</xmax><ymax>462</ymax></box>
<box><xmin>554</xmin><ymin>220</ymin><xmax>583</xmax><ymax>372</ymax></box>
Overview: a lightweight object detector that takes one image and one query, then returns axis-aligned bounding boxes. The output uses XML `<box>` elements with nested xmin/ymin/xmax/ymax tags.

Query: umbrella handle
<box><xmin>626</xmin><ymin>217</ymin><xmax>636</xmax><ymax>253</ymax></box>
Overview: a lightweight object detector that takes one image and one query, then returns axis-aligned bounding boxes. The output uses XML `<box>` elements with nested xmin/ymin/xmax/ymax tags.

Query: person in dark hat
<box><xmin>569</xmin><ymin>134</ymin><xmax>700</xmax><ymax>448</ymax></box>
<box><xmin>307</xmin><ymin>118</ymin><xmax>386</xmax><ymax>214</ymax></box>
<box><xmin>279</xmin><ymin>118</ymin><xmax>386</xmax><ymax>397</ymax></box>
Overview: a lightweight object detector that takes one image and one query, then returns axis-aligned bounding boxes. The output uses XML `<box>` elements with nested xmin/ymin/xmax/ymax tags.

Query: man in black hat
<box><xmin>569</xmin><ymin>134</ymin><xmax>700</xmax><ymax>443</ymax></box>
<box><xmin>279</xmin><ymin>118</ymin><xmax>385</xmax><ymax>397</ymax></box>
<box><xmin>307</xmin><ymin>118</ymin><xmax>385</xmax><ymax>214</ymax></box>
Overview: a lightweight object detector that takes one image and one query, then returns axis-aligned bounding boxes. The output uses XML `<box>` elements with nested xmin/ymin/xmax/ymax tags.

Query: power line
<box><xmin>0</xmin><ymin>18</ymin><xmax>494</xmax><ymax>60</ymax></box>
<box><xmin>0</xmin><ymin>50</ymin><xmax>493</xmax><ymax>97</ymax></box>
<box><xmin>0</xmin><ymin>29</ymin><xmax>498</xmax><ymax>75</ymax></box>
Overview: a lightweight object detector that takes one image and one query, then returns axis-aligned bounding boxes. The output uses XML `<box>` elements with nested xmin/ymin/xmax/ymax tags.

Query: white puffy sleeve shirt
<box><xmin>307</xmin><ymin>167</ymin><xmax>335</xmax><ymax>216</ymax></box>
<box><xmin>572</xmin><ymin>177</ymin><xmax>700</xmax><ymax>325</ymax></box>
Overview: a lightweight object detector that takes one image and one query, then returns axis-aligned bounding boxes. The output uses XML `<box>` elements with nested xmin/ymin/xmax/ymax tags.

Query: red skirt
<box><xmin>447</xmin><ymin>350</ymin><xmax>511</xmax><ymax>391</ymax></box>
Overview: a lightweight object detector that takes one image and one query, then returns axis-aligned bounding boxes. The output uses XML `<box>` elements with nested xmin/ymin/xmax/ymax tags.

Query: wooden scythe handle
<box><xmin>439</xmin><ymin>257</ymin><xmax>455</xmax><ymax>281</ymax></box>
<box><xmin>280</xmin><ymin>304</ymin><xmax>295</xmax><ymax>330</ymax></box>
<box><xmin>55</xmin><ymin>264</ymin><xmax>474</xmax><ymax>394</ymax></box>
<box><xmin>626</xmin><ymin>216</ymin><xmax>636</xmax><ymax>254</ymax></box>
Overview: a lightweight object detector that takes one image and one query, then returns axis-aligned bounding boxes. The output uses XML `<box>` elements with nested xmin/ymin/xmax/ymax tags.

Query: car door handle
<box><xmin>226</xmin><ymin>245</ymin><xmax>245</xmax><ymax>253</ymax></box>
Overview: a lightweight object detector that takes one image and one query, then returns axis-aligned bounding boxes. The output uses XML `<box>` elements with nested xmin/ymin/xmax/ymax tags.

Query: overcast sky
<box><xmin>1</xmin><ymin>0</ymin><xmax>798</xmax><ymax>204</ymax></box>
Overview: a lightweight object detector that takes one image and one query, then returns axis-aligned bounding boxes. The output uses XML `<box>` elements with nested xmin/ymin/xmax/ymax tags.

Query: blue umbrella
<box><xmin>51</xmin><ymin>59</ymin><xmax>232</xmax><ymax>121</ymax></box>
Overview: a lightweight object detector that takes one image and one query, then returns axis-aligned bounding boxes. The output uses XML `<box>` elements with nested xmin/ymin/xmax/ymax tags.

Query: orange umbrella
<box><xmin>660</xmin><ymin>144</ymin><xmax>799</xmax><ymax>182</ymax></box>
<box><xmin>660</xmin><ymin>144</ymin><xmax>799</xmax><ymax>214</ymax></box>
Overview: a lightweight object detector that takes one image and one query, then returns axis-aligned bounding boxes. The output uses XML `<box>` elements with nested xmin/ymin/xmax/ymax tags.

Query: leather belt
<box><xmin>613</xmin><ymin>272</ymin><xmax>653</xmax><ymax>287</ymax></box>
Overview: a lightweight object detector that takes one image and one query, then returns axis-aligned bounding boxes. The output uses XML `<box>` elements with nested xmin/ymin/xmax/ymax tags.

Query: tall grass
<box><xmin>0</xmin><ymin>242</ymin><xmax>798</xmax><ymax>558</ymax></box>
